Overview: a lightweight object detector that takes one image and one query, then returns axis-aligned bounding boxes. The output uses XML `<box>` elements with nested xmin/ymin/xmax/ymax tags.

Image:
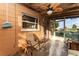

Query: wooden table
<box><xmin>68</xmin><ymin>40</ymin><xmax>79</xmax><ymax>51</ymax></box>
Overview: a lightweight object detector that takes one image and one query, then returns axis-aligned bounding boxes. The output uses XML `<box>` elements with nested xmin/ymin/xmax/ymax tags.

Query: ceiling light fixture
<box><xmin>47</xmin><ymin>6</ymin><xmax>53</xmax><ymax>15</ymax></box>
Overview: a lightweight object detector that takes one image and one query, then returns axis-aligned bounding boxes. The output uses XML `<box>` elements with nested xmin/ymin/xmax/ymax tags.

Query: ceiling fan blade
<box><xmin>41</xmin><ymin>3</ymin><xmax>63</xmax><ymax>15</ymax></box>
<box><xmin>50</xmin><ymin>4</ymin><xmax>63</xmax><ymax>13</ymax></box>
<box><xmin>54</xmin><ymin>7</ymin><xmax>63</xmax><ymax>12</ymax></box>
<box><xmin>47</xmin><ymin>4</ymin><xmax>51</xmax><ymax>8</ymax></box>
<box><xmin>40</xmin><ymin>5</ymin><xmax>48</xmax><ymax>11</ymax></box>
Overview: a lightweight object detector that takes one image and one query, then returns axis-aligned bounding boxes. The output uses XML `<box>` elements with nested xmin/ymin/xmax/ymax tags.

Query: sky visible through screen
<box><xmin>58</xmin><ymin>17</ymin><xmax>79</xmax><ymax>29</ymax></box>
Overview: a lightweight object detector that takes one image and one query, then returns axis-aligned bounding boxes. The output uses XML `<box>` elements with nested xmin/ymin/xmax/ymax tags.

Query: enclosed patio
<box><xmin>0</xmin><ymin>3</ymin><xmax>79</xmax><ymax>56</ymax></box>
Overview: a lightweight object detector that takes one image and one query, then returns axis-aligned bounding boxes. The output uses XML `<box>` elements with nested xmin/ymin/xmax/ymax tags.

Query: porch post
<box><xmin>48</xmin><ymin>19</ymin><xmax>52</xmax><ymax>39</ymax></box>
<box><xmin>63</xmin><ymin>17</ymin><xmax>68</xmax><ymax>56</ymax></box>
<box><xmin>64</xmin><ymin>17</ymin><xmax>66</xmax><ymax>41</ymax></box>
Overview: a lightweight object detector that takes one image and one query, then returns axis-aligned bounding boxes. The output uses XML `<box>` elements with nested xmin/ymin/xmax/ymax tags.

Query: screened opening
<box><xmin>55</xmin><ymin>17</ymin><xmax>79</xmax><ymax>41</ymax></box>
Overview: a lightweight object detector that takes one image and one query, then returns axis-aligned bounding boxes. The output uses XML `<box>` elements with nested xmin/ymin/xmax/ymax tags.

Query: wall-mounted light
<box><xmin>2</xmin><ymin>3</ymin><xmax>12</xmax><ymax>29</ymax></box>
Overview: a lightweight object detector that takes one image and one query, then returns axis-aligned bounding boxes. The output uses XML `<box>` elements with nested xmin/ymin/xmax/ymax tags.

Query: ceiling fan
<box><xmin>45</xmin><ymin>3</ymin><xmax>63</xmax><ymax>15</ymax></box>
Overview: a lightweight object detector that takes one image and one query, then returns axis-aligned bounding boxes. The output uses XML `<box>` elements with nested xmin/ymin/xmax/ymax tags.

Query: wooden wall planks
<box><xmin>0</xmin><ymin>3</ymin><xmax>44</xmax><ymax>55</ymax></box>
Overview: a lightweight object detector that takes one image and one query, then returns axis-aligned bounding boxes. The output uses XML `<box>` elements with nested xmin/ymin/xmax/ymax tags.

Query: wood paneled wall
<box><xmin>0</xmin><ymin>3</ymin><xmax>44</xmax><ymax>55</ymax></box>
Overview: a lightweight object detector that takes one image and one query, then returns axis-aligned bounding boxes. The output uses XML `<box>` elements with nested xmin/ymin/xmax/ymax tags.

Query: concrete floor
<box><xmin>14</xmin><ymin>49</ymin><xmax>79</xmax><ymax>56</ymax></box>
<box><xmin>68</xmin><ymin>50</ymin><xmax>79</xmax><ymax>56</ymax></box>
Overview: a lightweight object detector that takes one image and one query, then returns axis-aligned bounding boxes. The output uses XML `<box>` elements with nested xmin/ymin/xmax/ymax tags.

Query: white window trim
<box><xmin>21</xmin><ymin>13</ymin><xmax>40</xmax><ymax>31</ymax></box>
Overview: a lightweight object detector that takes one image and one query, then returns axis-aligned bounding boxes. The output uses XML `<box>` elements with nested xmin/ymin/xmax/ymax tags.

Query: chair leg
<box><xmin>24</xmin><ymin>48</ymin><xmax>28</xmax><ymax>55</ymax></box>
<box><xmin>31</xmin><ymin>51</ymin><xmax>33</xmax><ymax>56</ymax></box>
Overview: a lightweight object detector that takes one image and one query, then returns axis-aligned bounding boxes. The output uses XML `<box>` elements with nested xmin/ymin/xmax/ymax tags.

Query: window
<box><xmin>21</xmin><ymin>14</ymin><xmax>39</xmax><ymax>31</ymax></box>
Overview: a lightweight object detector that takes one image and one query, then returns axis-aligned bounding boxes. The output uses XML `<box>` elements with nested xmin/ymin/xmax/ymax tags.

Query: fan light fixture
<box><xmin>47</xmin><ymin>7</ymin><xmax>53</xmax><ymax>15</ymax></box>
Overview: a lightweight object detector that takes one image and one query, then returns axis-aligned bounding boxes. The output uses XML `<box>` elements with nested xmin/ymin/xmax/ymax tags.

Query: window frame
<box><xmin>21</xmin><ymin>13</ymin><xmax>40</xmax><ymax>31</ymax></box>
